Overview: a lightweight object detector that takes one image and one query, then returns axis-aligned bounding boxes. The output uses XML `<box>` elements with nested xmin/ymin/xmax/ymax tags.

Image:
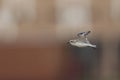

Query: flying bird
<box><xmin>69</xmin><ymin>31</ymin><xmax>96</xmax><ymax>48</ymax></box>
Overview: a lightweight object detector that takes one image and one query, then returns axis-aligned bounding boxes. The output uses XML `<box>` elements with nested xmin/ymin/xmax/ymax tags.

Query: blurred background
<box><xmin>0</xmin><ymin>0</ymin><xmax>119</xmax><ymax>80</ymax></box>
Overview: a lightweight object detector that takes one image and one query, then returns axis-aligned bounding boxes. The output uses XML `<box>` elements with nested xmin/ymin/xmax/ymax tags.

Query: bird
<box><xmin>69</xmin><ymin>31</ymin><xmax>96</xmax><ymax>48</ymax></box>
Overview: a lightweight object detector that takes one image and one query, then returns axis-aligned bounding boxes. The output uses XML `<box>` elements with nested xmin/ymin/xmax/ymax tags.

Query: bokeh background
<box><xmin>0</xmin><ymin>0</ymin><xmax>119</xmax><ymax>80</ymax></box>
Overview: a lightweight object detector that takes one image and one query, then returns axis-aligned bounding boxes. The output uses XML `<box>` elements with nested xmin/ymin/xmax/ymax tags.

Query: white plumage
<box><xmin>69</xmin><ymin>31</ymin><xmax>96</xmax><ymax>48</ymax></box>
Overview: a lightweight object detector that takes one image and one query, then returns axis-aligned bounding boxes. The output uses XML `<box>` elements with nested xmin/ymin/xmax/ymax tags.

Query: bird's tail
<box><xmin>91</xmin><ymin>45</ymin><xmax>96</xmax><ymax>49</ymax></box>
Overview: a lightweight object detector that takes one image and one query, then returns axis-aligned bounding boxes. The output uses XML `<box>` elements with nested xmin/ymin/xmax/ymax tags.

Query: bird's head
<box><xmin>69</xmin><ymin>40</ymin><xmax>77</xmax><ymax>45</ymax></box>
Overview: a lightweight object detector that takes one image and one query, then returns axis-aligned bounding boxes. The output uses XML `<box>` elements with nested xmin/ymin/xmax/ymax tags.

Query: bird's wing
<box><xmin>76</xmin><ymin>31</ymin><xmax>91</xmax><ymax>43</ymax></box>
<box><xmin>77</xmin><ymin>32</ymin><xmax>85</xmax><ymax>37</ymax></box>
<box><xmin>85</xmin><ymin>31</ymin><xmax>91</xmax><ymax>36</ymax></box>
<box><xmin>77</xmin><ymin>31</ymin><xmax>91</xmax><ymax>37</ymax></box>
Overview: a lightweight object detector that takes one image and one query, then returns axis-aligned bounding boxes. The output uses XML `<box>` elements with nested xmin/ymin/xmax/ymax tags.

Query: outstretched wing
<box><xmin>77</xmin><ymin>31</ymin><xmax>91</xmax><ymax>43</ymax></box>
<box><xmin>85</xmin><ymin>31</ymin><xmax>91</xmax><ymax>36</ymax></box>
<box><xmin>77</xmin><ymin>32</ymin><xmax>85</xmax><ymax>37</ymax></box>
<box><xmin>77</xmin><ymin>31</ymin><xmax>91</xmax><ymax>37</ymax></box>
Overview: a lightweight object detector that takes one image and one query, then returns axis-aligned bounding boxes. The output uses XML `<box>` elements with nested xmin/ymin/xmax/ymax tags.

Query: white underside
<box><xmin>70</xmin><ymin>42</ymin><xmax>96</xmax><ymax>48</ymax></box>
